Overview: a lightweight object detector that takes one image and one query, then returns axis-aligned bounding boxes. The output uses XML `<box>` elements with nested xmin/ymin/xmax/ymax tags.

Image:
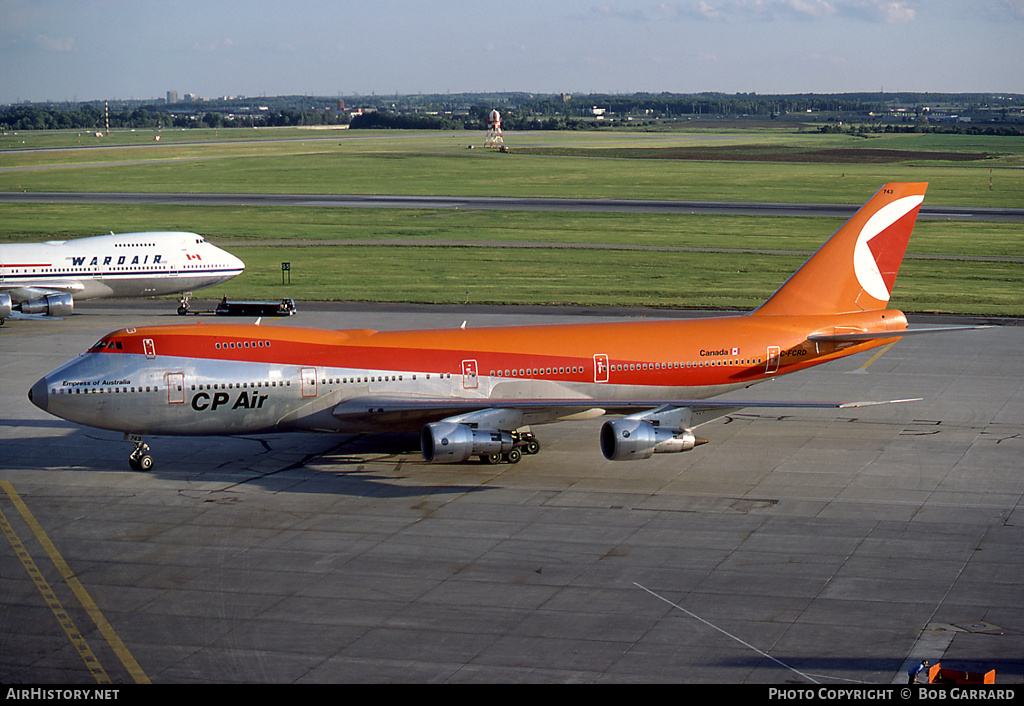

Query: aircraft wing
<box><xmin>0</xmin><ymin>282</ymin><xmax>86</xmax><ymax>299</ymax></box>
<box><xmin>331</xmin><ymin>395</ymin><xmax>919</xmax><ymax>430</ymax></box>
<box><xmin>809</xmin><ymin>325</ymin><xmax>991</xmax><ymax>343</ymax></box>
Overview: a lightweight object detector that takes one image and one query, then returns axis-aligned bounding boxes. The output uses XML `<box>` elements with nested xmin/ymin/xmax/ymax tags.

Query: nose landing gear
<box><xmin>176</xmin><ymin>291</ymin><xmax>193</xmax><ymax>316</ymax></box>
<box><xmin>125</xmin><ymin>433</ymin><xmax>154</xmax><ymax>471</ymax></box>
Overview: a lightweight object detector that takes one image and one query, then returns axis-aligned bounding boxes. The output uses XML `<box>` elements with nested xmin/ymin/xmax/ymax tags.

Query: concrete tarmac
<box><xmin>1</xmin><ymin>302</ymin><xmax>1022</xmax><ymax>684</ymax></box>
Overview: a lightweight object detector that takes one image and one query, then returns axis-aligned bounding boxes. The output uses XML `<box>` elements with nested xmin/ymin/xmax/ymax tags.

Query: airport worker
<box><xmin>908</xmin><ymin>659</ymin><xmax>930</xmax><ymax>683</ymax></box>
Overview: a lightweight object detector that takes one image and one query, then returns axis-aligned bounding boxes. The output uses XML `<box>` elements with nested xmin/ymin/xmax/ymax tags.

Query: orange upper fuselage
<box><xmin>94</xmin><ymin>307</ymin><xmax>906</xmax><ymax>394</ymax></box>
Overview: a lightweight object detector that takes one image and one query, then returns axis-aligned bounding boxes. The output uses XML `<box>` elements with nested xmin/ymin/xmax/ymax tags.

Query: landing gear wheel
<box><xmin>524</xmin><ymin>440</ymin><xmax>541</xmax><ymax>455</ymax></box>
<box><xmin>504</xmin><ymin>448</ymin><xmax>522</xmax><ymax>464</ymax></box>
<box><xmin>127</xmin><ymin>434</ymin><xmax>154</xmax><ymax>471</ymax></box>
<box><xmin>177</xmin><ymin>291</ymin><xmax>193</xmax><ymax>316</ymax></box>
<box><xmin>128</xmin><ymin>454</ymin><xmax>154</xmax><ymax>471</ymax></box>
<box><xmin>482</xmin><ymin>452</ymin><xmax>503</xmax><ymax>465</ymax></box>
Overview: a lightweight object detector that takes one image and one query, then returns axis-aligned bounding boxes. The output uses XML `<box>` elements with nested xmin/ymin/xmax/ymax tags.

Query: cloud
<box><xmin>36</xmin><ymin>35</ymin><xmax>73</xmax><ymax>51</ymax></box>
<box><xmin>1003</xmin><ymin>0</ymin><xmax>1024</xmax><ymax>19</ymax></box>
<box><xmin>192</xmin><ymin>38</ymin><xmax>236</xmax><ymax>52</ymax></box>
<box><xmin>779</xmin><ymin>0</ymin><xmax>838</xmax><ymax>18</ymax></box>
<box><xmin>691</xmin><ymin>1</ymin><xmax>723</xmax><ymax>19</ymax></box>
<box><xmin>844</xmin><ymin>0</ymin><xmax>916</xmax><ymax>23</ymax></box>
<box><xmin>592</xmin><ymin>0</ymin><xmax>917</xmax><ymax>22</ymax></box>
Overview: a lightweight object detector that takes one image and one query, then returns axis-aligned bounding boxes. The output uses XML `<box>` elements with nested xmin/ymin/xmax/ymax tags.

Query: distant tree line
<box><xmin>3</xmin><ymin>92</ymin><xmax>1021</xmax><ymax>132</ymax></box>
<box><xmin>819</xmin><ymin>122</ymin><xmax>1023</xmax><ymax>136</ymax></box>
<box><xmin>348</xmin><ymin>111</ymin><xmax>462</xmax><ymax>130</ymax></box>
<box><xmin>0</xmin><ymin>104</ymin><xmax>349</xmax><ymax>131</ymax></box>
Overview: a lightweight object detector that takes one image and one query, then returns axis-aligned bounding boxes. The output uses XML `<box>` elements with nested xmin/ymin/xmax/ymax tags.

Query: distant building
<box><xmin>166</xmin><ymin>91</ymin><xmax>178</xmax><ymax>104</ymax></box>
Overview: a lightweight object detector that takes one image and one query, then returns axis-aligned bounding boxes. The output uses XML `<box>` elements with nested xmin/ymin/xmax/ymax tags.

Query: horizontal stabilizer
<box><xmin>809</xmin><ymin>325</ymin><xmax>992</xmax><ymax>343</ymax></box>
<box><xmin>836</xmin><ymin>398</ymin><xmax>921</xmax><ymax>408</ymax></box>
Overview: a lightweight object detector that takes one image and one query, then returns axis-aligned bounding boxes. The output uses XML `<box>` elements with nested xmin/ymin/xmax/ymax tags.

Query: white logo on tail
<box><xmin>853</xmin><ymin>195</ymin><xmax>924</xmax><ymax>301</ymax></box>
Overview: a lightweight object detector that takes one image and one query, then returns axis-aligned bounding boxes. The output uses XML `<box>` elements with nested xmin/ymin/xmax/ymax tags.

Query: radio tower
<box><xmin>485</xmin><ymin>109</ymin><xmax>503</xmax><ymax>149</ymax></box>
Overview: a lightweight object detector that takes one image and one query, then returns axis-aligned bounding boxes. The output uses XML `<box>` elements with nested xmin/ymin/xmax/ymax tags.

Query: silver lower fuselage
<box><xmin>29</xmin><ymin>351</ymin><xmax>745</xmax><ymax>437</ymax></box>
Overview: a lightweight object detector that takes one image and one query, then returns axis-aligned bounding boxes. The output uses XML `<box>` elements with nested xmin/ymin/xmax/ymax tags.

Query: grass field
<box><xmin>1</xmin><ymin>126</ymin><xmax>1020</xmax><ymax>315</ymax></box>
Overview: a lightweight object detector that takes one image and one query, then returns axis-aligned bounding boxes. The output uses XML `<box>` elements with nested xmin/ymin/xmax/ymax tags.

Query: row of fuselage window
<box><xmin>491</xmin><ymin>357</ymin><xmax>764</xmax><ymax>377</ymax></box>
<box><xmin>215</xmin><ymin>341</ymin><xmax>273</xmax><ymax>350</ymax></box>
<box><xmin>219</xmin><ymin>357</ymin><xmax>767</xmax><ymax>389</ymax></box>
<box><xmin>193</xmin><ymin>374</ymin><xmax>457</xmax><ymax>391</ymax></box>
<box><xmin>11</xmin><ymin>263</ymin><xmax>226</xmax><ymax>275</ymax></box>
<box><xmin>210</xmin><ymin>338</ymin><xmax>770</xmax><ymax>376</ymax></box>
<box><xmin>56</xmin><ymin>385</ymin><xmax>160</xmax><ymax>394</ymax></box>
<box><xmin>194</xmin><ymin>356</ymin><xmax>767</xmax><ymax>391</ymax></box>
<box><xmin>53</xmin><ymin>381</ymin><xmax>294</xmax><ymax>395</ymax></box>
<box><xmin>53</xmin><ymin>357</ymin><xmax>766</xmax><ymax>397</ymax></box>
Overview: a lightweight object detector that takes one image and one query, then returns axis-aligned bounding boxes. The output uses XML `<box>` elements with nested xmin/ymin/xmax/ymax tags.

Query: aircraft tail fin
<box><xmin>752</xmin><ymin>183</ymin><xmax>927</xmax><ymax>317</ymax></box>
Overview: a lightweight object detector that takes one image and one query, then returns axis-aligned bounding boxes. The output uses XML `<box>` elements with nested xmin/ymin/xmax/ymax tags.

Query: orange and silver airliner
<box><xmin>28</xmin><ymin>183</ymin><xmax>978</xmax><ymax>470</ymax></box>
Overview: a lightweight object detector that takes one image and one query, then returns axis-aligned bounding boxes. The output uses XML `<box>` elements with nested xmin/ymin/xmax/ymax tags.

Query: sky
<box><xmin>1</xmin><ymin>0</ymin><xmax>1022</xmax><ymax>104</ymax></box>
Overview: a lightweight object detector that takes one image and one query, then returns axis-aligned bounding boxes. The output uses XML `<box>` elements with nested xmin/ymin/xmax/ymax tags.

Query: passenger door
<box><xmin>462</xmin><ymin>359</ymin><xmax>479</xmax><ymax>389</ymax></box>
<box><xmin>300</xmin><ymin>367</ymin><xmax>317</xmax><ymax>397</ymax></box>
<box><xmin>166</xmin><ymin>372</ymin><xmax>185</xmax><ymax>404</ymax></box>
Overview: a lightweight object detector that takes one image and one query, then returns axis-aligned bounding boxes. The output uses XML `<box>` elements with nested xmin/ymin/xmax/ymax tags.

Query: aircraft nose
<box><xmin>28</xmin><ymin>377</ymin><xmax>48</xmax><ymax>412</ymax></box>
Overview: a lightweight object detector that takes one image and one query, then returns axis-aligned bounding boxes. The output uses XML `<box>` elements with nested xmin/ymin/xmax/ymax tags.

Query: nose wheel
<box><xmin>177</xmin><ymin>291</ymin><xmax>193</xmax><ymax>316</ymax></box>
<box><xmin>126</xmin><ymin>434</ymin><xmax>154</xmax><ymax>471</ymax></box>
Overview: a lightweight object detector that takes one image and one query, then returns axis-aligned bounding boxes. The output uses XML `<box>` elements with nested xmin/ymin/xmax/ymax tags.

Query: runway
<box><xmin>1</xmin><ymin>191</ymin><xmax>1021</xmax><ymax>221</ymax></box>
<box><xmin>1</xmin><ymin>302</ymin><xmax>1022</xmax><ymax>684</ymax></box>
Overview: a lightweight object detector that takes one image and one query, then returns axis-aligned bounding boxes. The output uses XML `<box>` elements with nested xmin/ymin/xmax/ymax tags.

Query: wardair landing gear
<box><xmin>176</xmin><ymin>291</ymin><xmax>193</xmax><ymax>316</ymax></box>
<box><xmin>126</xmin><ymin>433</ymin><xmax>154</xmax><ymax>471</ymax></box>
<box><xmin>480</xmin><ymin>430</ymin><xmax>541</xmax><ymax>465</ymax></box>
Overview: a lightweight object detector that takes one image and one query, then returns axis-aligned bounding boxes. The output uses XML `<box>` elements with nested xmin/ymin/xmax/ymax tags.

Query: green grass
<box><xmin>0</xmin><ymin>128</ymin><xmax>1020</xmax><ymax>315</ymax></box>
<box><xmin>2</xmin><ymin>128</ymin><xmax>1022</xmax><ymax>207</ymax></box>
<box><xmin>200</xmin><ymin>244</ymin><xmax>1020</xmax><ymax>316</ymax></box>
<box><xmin>2</xmin><ymin>203</ymin><xmax>1021</xmax><ymax>258</ymax></box>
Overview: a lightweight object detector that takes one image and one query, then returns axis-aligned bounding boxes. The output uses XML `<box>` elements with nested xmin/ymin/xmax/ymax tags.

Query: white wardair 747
<box><xmin>0</xmin><ymin>231</ymin><xmax>244</xmax><ymax>323</ymax></box>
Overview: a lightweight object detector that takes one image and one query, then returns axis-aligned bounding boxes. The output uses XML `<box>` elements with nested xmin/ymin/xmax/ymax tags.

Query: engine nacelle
<box><xmin>17</xmin><ymin>293</ymin><xmax>74</xmax><ymax>317</ymax></box>
<box><xmin>600</xmin><ymin>418</ymin><xmax>701</xmax><ymax>461</ymax></box>
<box><xmin>0</xmin><ymin>293</ymin><xmax>11</xmax><ymax>320</ymax></box>
<box><xmin>421</xmin><ymin>422</ymin><xmax>514</xmax><ymax>463</ymax></box>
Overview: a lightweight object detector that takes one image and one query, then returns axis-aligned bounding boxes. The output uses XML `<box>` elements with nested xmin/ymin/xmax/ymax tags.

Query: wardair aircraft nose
<box><xmin>28</xmin><ymin>377</ymin><xmax>48</xmax><ymax>412</ymax></box>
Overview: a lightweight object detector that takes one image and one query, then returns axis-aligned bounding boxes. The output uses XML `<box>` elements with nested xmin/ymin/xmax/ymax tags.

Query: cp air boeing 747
<box><xmin>0</xmin><ymin>231</ymin><xmax>245</xmax><ymax>323</ymax></box>
<box><xmin>28</xmin><ymin>184</ymin><xmax>981</xmax><ymax>470</ymax></box>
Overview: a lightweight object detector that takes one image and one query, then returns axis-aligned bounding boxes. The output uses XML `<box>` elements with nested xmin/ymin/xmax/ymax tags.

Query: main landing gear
<box><xmin>126</xmin><ymin>434</ymin><xmax>154</xmax><ymax>471</ymax></box>
<box><xmin>480</xmin><ymin>431</ymin><xmax>541</xmax><ymax>465</ymax></box>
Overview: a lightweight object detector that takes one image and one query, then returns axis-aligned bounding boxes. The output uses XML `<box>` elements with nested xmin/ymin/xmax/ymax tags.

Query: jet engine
<box><xmin>421</xmin><ymin>421</ymin><xmax>514</xmax><ymax>463</ymax></box>
<box><xmin>600</xmin><ymin>418</ymin><xmax>703</xmax><ymax>461</ymax></box>
<box><xmin>0</xmin><ymin>294</ymin><xmax>11</xmax><ymax>321</ymax></box>
<box><xmin>17</xmin><ymin>293</ymin><xmax>74</xmax><ymax>317</ymax></box>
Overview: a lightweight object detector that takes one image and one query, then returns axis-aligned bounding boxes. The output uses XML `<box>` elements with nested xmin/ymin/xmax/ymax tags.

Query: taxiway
<box><xmin>0</xmin><ymin>191</ymin><xmax>1021</xmax><ymax>221</ymax></box>
<box><xmin>1</xmin><ymin>302</ymin><xmax>1022</xmax><ymax>684</ymax></box>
